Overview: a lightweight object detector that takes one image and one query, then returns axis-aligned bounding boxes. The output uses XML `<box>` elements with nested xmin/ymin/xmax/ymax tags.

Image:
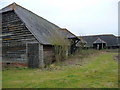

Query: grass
<box><xmin>2</xmin><ymin>50</ymin><xmax>118</xmax><ymax>88</ymax></box>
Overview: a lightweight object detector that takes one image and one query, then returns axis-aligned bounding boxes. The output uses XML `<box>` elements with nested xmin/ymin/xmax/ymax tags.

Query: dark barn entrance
<box><xmin>93</xmin><ymin>43</ymin><xmax>106</xmax><ymax>50</ymax></box>
<box><xmin>93</xmin><ymin>38</ymin><xmax>106</xmax><ymax>50</ymax></box>
<box><xmin>27</xmin><ymin>43</ymin><xmax>39</xmax><ymax>68</ymax></box>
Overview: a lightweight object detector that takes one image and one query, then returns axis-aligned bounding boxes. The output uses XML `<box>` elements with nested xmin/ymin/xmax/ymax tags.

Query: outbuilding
<box><xmin>80</xmin><ymin>34</ymin><xmax>118</xmax><ymax>49</ymax></box>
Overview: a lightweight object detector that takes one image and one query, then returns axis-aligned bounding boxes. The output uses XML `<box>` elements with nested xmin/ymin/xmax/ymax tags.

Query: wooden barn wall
<box><xmin>43</xmin><ymin>45</ymin><xmax>55</xmax><ymax>65</ymax></box>
<box><xmin>2</xmin><ymin>11</ymin><xmax>38</xmax><ymax>63</ymax></box>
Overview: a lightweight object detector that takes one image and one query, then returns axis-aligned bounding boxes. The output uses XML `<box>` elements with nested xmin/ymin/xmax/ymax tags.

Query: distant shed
<box><xmin>93</xmin><ymin>38</ymin><xmax>107</xmax><ymax>50</ymax></box>
<box><xmin>80</xmin><ymin>34</ymin><xmax>118</xmax><ymax>49</ymax></box>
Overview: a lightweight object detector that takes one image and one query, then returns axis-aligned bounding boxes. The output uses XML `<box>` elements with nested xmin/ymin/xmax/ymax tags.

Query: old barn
<box><xmin>1</xmin><ymin>3</ymin><xmax>80</xmax><ymax>68</ymax></box>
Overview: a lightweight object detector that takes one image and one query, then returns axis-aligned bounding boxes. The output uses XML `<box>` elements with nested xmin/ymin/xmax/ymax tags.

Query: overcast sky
<box><xmin>0</xmin><ymin>0</ymin><xmax>119</xmax><ymax>36</ymax></box>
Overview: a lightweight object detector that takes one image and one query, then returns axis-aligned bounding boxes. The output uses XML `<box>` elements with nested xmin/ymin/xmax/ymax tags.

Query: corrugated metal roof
<box><xmin>1</xmin><ymin>3</ymin><xmax>79</xmax><ymax>45</ymax></box>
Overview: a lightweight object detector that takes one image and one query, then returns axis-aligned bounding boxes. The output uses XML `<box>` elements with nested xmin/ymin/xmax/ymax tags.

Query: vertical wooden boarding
<box><xmin>39</xmin><ymin>44</ymin><xmax>44</xmax><ymax>68</ymax></box>
<box><xmin>27</xmin><ymin>43</ymin><xmax>40</xmax><ymax>68</ymax></box>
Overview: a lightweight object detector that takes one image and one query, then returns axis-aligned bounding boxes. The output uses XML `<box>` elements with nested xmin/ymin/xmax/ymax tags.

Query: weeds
<box><xmin>46</xmin><ymin>29</ymin><xmax>70</xmax><ymax>62</ymax></box>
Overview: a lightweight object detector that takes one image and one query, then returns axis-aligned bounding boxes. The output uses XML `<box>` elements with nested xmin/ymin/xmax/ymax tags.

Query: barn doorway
<box><xmin>93</xmin><ymin>43</ymin><xmax>106</xmax><ymax>50</ymax></box>
<box><xmin>93</xmin><ymin>38</ymin><xmax>106</xmax><ymax>50</ymax></box>
<box><xmin>27</xmin><ymin>43</ymin><xmax>39</xmax><ymax>68</ymax></box>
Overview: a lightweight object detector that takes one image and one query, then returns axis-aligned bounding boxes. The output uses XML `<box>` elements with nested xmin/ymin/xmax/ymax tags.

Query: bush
<box><xmin>46</xmin><ymin>29</ymin><xmax>70</xmax><ymax>62</ymax></box>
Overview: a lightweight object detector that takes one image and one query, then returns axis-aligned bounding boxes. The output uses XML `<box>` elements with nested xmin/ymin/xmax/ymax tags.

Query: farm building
<box><xmin>79</xmin><ymin>34</ymin><xmax>119</xmax><ymax>50</ymax></box>
<box><xmin>1</xmin><ymin>3</ymin><xmax>80</xmax><ymax>68</ymax></box>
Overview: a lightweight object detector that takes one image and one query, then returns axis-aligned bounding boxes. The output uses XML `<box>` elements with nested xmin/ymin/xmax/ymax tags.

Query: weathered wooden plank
<box><xmin>2</xmin><ymin>11</ymin><xmax>38</xmax><ymax>62</ymax></box>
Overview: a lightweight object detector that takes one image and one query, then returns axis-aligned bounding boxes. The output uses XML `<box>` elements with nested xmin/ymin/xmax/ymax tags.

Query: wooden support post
<box><xmin>102</xmin><ymin>43</ymin><xmax>103</xmax><ymax>49</ymax></box>
<box><xmin>97</xmin><ymin>44</ymin><xmax>99</xmax><ymax>50</ymax></box>
<box><xmin>39</xmin><ymin>44</ymin><xmax>44</xmax><ymax>68</ymax></box>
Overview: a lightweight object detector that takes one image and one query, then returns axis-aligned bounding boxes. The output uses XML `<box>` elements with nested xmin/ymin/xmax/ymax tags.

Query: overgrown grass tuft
<box><xmin>56</xmin><ymin>49</ymin><xmax>100</xmax><ymax>66</ymax></box>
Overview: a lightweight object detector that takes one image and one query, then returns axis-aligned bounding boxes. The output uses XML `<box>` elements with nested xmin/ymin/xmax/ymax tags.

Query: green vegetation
<box><xmin>47</xmin><ymin>30</ymin><xmax>70</xmax><ymax>62</ymax></box>
<box><xmin>2</xmin><ymin>50</ymin><xmax>118</xmax><ymax>88</ymax></box>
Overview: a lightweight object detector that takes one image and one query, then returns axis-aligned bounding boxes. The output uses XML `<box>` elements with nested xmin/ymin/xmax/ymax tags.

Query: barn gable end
<box><xmin>2</xmin><ymin>10</ymin><xmax>39</xmax><ymax>65</ymax></box>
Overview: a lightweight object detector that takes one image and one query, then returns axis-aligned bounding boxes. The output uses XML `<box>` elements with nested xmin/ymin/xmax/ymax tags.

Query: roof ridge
<box><xmin>81</xmin><ymin>34</ymin><xmax>115</xmax><ymax>37</ymax></box>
